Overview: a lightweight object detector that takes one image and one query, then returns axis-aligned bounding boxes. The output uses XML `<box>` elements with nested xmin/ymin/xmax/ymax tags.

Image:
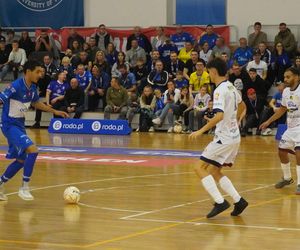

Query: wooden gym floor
<box><xmin>0</xmin><ymin>130</ymin><xmax>299</xmax><ymax>250</ymax></box>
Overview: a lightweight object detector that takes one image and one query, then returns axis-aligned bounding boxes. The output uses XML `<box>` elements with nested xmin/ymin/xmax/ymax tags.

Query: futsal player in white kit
<box><xmin>260</xmin><ymin>67</ymin><xmax>300</xmax><ymax>193</ymax></box>
<box><xmin>190</xmin><ymin>58</ymin><xmax>248</xmax><ymax>218</ymax></box>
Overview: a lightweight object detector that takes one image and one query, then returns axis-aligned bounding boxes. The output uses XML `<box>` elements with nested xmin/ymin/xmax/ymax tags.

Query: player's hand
<box><xmin>259</xmin><ymin>121</ymin><xmax>270</xmax><ymax>130</ymax></box>
<box><xmin>54</xmin><ymin>110</ymin><xmax>69</xmax><ymax>118</ymax></box>
<box><xmin>189</xmin><ymin>130</ymin><xmax>203</xmax><ymax>140</ymax></box>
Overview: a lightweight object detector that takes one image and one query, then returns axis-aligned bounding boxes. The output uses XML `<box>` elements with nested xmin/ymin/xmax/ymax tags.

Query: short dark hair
<box><xmin>286</xmin><ymin>67</ymin><xmax>300</xmax><ymax>76</ymax></box>
<box><xmin>206</xmin><ymin>58</ymin><xmax>227</xmax><ymax>77</ymax></box>
<box><xmin>23</xmin><ymin>60</ymin><xmax>42</xmax><ymax>74</ymax></box>
<box><xmin>279</xmin><ymin>22</ymin><xmax>286</xmax><ymax>26</ymax></box>
<box><xmin>206</xmin><ymin>24</ymin><xmax>213</xmax><ymax>28</ymax></box>
<box><xmin>112</xmin><ymin>76</ymin><xmax>120</xmax><ymax>84</ymax></box>
<box><xmin>249</xmin><ymin>68</ymin><xmax>257</xmax><ymax>73</ymax></box>
<box><xmin>254</xmin><ymin>22</ymin><xmax>262</xmax><ymax>27</ymax></box>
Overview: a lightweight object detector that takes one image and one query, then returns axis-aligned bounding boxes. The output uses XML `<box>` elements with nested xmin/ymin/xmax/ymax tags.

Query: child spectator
<box><xmin>174</xmin><ymin>70</ymin><xmax>189</xmax><ymax>89</ymax></box>
<box><xmin>203</xmin><ymin>100</ymin><xmax>216</xmax><ymax>133</ymax></box>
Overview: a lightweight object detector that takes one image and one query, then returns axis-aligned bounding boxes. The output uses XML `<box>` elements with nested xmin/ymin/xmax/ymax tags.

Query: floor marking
<box><xmin>0</xmin><ymin>239</ymin><xmax>83</xmax><ymax>248</ymax></box>
<box><xmin>79</xmin><ymin>203</ymin><xmax>148</xmax><ymax>213</ymax></box>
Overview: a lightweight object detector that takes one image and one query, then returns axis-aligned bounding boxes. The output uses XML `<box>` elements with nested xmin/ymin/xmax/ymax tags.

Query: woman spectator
<box><xmin>105</xmin><ymin>42</ymin><xmax>118</xmax><ymax>67</ymax></box>
<box><xmin>18</xmin><ymin>31</ymin><xmax>35</xmax><ymax>57</ymax></box>
<box><xmin>70</xmin><ymin>40</ymin><xmax>82</xmax><ymax>55</ymax></box>
<box><xmin>111</xmin><ymin>51</ymin><xmax>130</xmax><ymax>77</ymax></box>
<box><xmin>271</xmin><ymin>42</ymin><xmax>291</xmax><ymax>82</ymax></box>
<box><xmin>94</xmin><ymin>50</ymin><xmax>111</xmax><ymax>76</ymax></box>
<box><xmin>57</xmin><ymin>56</ymin><xmax>74</xmax><ymax>82</ymax></box>
<box><xmin>199</xmin><ymin>41</ymin><xmax>212</xmax><ymax>64</ymax></box>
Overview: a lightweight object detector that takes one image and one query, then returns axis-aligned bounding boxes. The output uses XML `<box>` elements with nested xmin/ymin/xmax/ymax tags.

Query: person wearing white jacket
<box><xmin>8</xmin><ymin>40</ymin><xmax>27</xmax><ymax>79</ymax></box>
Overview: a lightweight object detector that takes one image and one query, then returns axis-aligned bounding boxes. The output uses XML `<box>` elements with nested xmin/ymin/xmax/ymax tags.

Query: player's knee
<box><xmin>26</xmin><ymin>145</ymin><xmax>39</xmax><ymax>154</ymax></box>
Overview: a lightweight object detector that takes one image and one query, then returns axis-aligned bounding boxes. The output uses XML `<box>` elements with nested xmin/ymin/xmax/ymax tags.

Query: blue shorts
<box><xmin>1</xmin><ymin>125</ymin><xmax>34</xmax><ymax>160</ymax></box>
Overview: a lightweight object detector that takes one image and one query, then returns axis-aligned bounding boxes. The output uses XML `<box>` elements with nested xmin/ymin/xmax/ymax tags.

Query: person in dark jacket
<box><xmin>126</xmin><ymin>26</ymin><xmax>152</xmax><ymax>54</ymax></box>
<box><xmin>147</xmin><ymin>60</ymin><xmax>169</xmax><ymax>92</ymax></box>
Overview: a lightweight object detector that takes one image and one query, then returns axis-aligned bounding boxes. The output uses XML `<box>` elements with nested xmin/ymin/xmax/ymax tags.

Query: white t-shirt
<box><xmin>213</xmin><ymin>80</ymin><xmax>241</xmax><ymax>144</ymax></box>
<box><xmin>199</xmin><ymin>50</ymin><xmax>212</xmax><ymax>64</ymax></box>
<box><xmin>246</xmin><ymin>60</ymin><xmax>268</xmax><ymax>78</ymax></box>
<box><xmin>281</xmin><ymin>84</ymin><xmax>300</xmax><ymax>129</ymax></box>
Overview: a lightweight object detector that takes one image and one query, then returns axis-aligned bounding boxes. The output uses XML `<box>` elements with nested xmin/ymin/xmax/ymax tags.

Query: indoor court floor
<box><xmin>0</xmin><ymin>130</ymin><xmax>299</xmax><ymax>250</ymax></box>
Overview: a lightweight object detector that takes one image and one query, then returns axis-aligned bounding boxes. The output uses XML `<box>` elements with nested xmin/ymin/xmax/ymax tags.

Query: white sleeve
<box><xmin>281</xmin><ymin>89</ymin><xmax>287</xmax><ymax>107</ymax></box>
<box><xmin>213</xmin><ymin>88</ymin><xmax>225</xmax><ymax>112</ymax></box>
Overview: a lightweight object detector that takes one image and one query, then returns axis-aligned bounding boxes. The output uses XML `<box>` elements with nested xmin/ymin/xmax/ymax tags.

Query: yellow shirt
<box><xmin>189</xmin><ymin>71</ymin><xmax>210</xmax><ymax>92</ymax></box>
<box><xmin>178</xmin><ymin>48</ymin><xmax>193</xmax><ymax>63</ymax></box>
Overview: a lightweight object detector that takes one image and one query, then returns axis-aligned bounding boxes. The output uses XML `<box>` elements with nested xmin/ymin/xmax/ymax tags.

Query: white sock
<box><xmin>219</xmin><ymin>176</ymin><xmax>241</xmax><ymax>203</ymax></box>
<box><xmin>201</xmin><ymin>175</ymin><xmax>224</xmax><ymax>204</ymax></box>
<box><xmin>281</xmin><ymin>162</ymin><xmax>291</xmax><ymax>180</ymax></box>
<box><xmin>22</xmin><ymin>181</ymin><xmax>29</xmax><ymax>188</ymax></box>
<box><xmin>297</xmin><ymin>165</ymin><xmax>300</xmax><ymax>185</ymax></box>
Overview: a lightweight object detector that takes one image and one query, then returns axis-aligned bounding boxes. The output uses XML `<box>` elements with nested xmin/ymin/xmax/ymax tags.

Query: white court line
<box><xmin>78</xmin><ymin>203</ymin><xmax>147</xmax><ymax>213</ymax></box>
<box><xmin>120</xmin><ymin>184</ymin><xmax>273</xmax><ymax>220</ymax></box>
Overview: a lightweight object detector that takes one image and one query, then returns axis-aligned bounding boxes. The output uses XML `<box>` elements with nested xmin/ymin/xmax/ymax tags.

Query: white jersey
<box><xmin>213</xmin><ymin>80</ymin><xmax>241</xmax><ymax>144</ymax></box>
<box><xmin>281</xmin><ymin>84</ymin><xmax>300</xmax><ymax>129</ymax></box>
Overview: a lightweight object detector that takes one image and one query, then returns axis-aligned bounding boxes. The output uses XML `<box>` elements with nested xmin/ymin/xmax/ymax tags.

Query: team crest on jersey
<box><xmin>17</xmin><ymin>0</ymin><xmax>63</xmax><ymax>12</ymax></box>
<box><xmin>214</xmin><ymin>93</ymin><xmax>220</xmax><ymax>101</ymax></box>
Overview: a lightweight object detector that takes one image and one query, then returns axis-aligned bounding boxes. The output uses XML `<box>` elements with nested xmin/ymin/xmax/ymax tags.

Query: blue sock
<box><xmin>23</xmin><ymin>153</ymin><xmax>38</xmax><ymax>182</ymax></box>
<box><xmin>1</xmin><ymin>160</ymin><xmax>24</xmax><ymax>183</ymax></box>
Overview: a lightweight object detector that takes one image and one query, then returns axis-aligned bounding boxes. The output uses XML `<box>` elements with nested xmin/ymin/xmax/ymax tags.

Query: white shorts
<box><xmin>200</xmin><ymin>141</ymin><xmax>240</xmax><ymax>167</ymax></box>
<box><xmin>279</xmin><ymin>127</ymin><xmax>300</xmax><ymax>152</ymax></box>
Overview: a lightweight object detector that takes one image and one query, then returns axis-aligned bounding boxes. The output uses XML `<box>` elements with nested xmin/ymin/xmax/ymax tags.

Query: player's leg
<box><xmin>275</xmin><ymin>147</ymin><xmax>294</xmax><ymax>188</ymax></box>
<box><xmin>294</xmin><ymin>148</ymin><xmax>300</xmax><ymax>194</ymax></box>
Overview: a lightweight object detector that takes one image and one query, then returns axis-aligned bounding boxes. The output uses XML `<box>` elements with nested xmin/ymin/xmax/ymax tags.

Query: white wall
<box><xmin>227</xmin><ymin>0</ymin><xmax>300</xmax><ymax>42</ymax></box>
<box><xmin>84</xmin><ymin>0</ymin><xmax>169</xmax><ymax>27</ymax></box>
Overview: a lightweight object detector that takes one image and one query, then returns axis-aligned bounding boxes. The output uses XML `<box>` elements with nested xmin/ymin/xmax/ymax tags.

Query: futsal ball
<box><xmin>173</xmin><ymin>124</ymin><xmax>183</xmax><ymax>133</ymax></box>
<box><xmin>63</xmin><ymin>186</ymin><xmax>80</xmax><ymax>204</ymax></box>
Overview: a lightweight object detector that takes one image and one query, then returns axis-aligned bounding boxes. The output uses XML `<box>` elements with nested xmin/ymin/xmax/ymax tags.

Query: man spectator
<box><xmin>0</xmin><ymin>28</ymin><xmax>5</xmax><ymax>43</ymax></box>
<box><xmin>104</xmin><ymin>77</ymin><xmax>128</xmax><ymax>120</ymax></box>
<box><xmin>165</xmin><ymin>51</ymin><xmax>185</xmax><ymax>80</ymax></box>
<box><xmin>75</xmin><ymin>64</ymin><xmax>92</xmax><ymax>94</ymax></box>
<box><xmin>126</xmin><ymin>26</ymin><xmax>152</xmax><ymax>54</ymax></box>
<box><xmin>170</xmin><ymin>25</ymin><xmax>194</xmax><ymax>50</ymax></box>
<box><xmin>5</xmin><ymin>29</ymin><xmax>16</xmax><ymax>52</ymax></box>
<box><xmin>87</xmin><ymin>37</ymin><xmax>100</xmax><ymax>63</ymax></box>
<box><xmin>248</xmin><ymin>22</ymin><xmax>268</xmax><ymax>48</ymax></box>
<box><xmin>18</xmin><ymin>31</ymin><xmax>35</xmax><ymax>58</ymax></box>
<box><xmin>246</xmin><ymin>49</ymin><xmax>268</xmax><ymax>80</ymax></box>
<box><xmin>67</xmin><ymin>28</ymin><xmax>85</xmax><ymax>50</ymax></box>
<box><xmin>35</xmin><ymin>29</ymin><xmax>52</xmax><ymax>53</ymax></box>
<box><xmin>189</xmin><ymin>60</ymin><xmax>210</xmax><ymax>95</ymax></box>
<box><xmin>147</xmin><ymin>50</ymin><xmax>161</xmax><ymax>71</ymax></box>
<box><xmin>274</xmin><ymin>23</ymin><xmax>297</xmax><ymax>58</ymax></box>
<box><xmin>246</xmin><ymin>68</ymin><xmax>269</xmax><ymax>99</ymax></box>
<box><xmin>211</xmin><ymin>37</ymin><xmax>231</xmax><ymax>59</ymax></box>
<box><xmin>158</xmin><ymin>37</ymin><xmax>178</xmax><ymax>63</ymax></box>
<box><xmin>71</xmin><ymin>51</ymin><xmax>90</xmax><ymax>70</ymax></box>
<box><xmin>93</xmin><ymin>24</ymin><xmax>113</xmax><ymax>51</ymax></box>
<box><xmin>119</xmin><ymin>64</ymin><xmax>137</xmax><ymax>94</ymax></box>
<box><xmin>61</xmin><ymin>78</ymin><xmax>84</xmax><ymax>119</ymax></box>
<box><xmin>147</xmin><ymin>60</ymin><xmax>169</xmax><ymax>92</ymax></box>
<box><xmin>199</xmin><ymin>24</ymin><xmax>219</xmax><ymax>50</ymax></box>
<box><xmin>229</xmin><ymin>63</ymin><xmax>251</xmax><ymax>97</ymax></box>
<box><xmin>7</xmin><ymin>40</ymin><xmax>27</xmax><ymax>80</ymax></box>
<box><xmin>125</xmin><ymin>39</ymin><xmax>146</xmax><ymax>68</ymax></box>
<box><xmin>43</xmin><ymin>54</ymin><xmax>57</xmax><ymax>80</ymax></box>
<box><xmin>0</xmin><ymin>40</ymin><xmax>10</xmax><ymax>81</ymax></box>
<box><xmin>184</xmin><ymin>50</ymin><xmax>200</xmax><ymax>80</ymax></box>
<box><xmin>258</xmin><ymin>42</ymin><xmax>272</xmax><ymax>66</ymax></box>
<box><xmin>178</xmin><ymin>41</ymin><xmax>193</xmax><ymax>64</ymax></box>
<box><xmin>152</xmin><ymin>26</ymin><xmax>168</xmax><ymax>50</ymax></box>
<box><xmin>232</xmin><ymin>37</ymin><xmax>253</xmax><ymax>67</ymax></box>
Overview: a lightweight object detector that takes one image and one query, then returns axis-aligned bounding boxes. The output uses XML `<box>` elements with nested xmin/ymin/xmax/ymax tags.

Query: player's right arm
<box><xmin>0</xmin><ymin>82</ymin><xmax>19</xmax><ymax>105</ymax></box>
<box><xmin>259</xmin><ymin>106</ymin><xmax>287</xmax><ymax>130</ymax></box>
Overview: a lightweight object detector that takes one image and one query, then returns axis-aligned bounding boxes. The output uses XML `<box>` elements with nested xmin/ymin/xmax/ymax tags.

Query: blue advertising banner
<box><xmin>48</xmin><ymin>119</ymin><xmax>132</xmax><ymax>135</ymax></box>
<box><xmin>0</xmin><ymin>0</ymin><xmax>83</xmax><ymax>28</ymax></box>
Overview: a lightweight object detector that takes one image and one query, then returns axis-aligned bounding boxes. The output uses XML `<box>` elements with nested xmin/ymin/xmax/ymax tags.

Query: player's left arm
<box><xmin>237</xmin><ymin>101</ymin><xmax>246</xmax><ymax>125</ymax></box>
<box><xmin>32</xmin><ymin>101</ymin><xmax>69</xmax><ymax>118</ymax></box>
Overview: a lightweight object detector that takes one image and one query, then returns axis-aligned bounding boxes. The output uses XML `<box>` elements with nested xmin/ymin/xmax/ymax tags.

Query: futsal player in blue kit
<box><xmin>0</xmin><ymin>60</ymin><xmax>68</xmax><ymax>201</ymax></box>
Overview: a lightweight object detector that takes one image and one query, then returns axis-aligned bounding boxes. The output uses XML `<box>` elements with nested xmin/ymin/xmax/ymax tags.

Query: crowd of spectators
<box><xmin>0</xmin><ymin>22</ymin><xmax>298</xmax><ymax>133</ymax></box>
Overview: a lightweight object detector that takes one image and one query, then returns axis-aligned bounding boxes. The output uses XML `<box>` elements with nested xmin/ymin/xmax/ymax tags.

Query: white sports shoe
<box><xmin>148</xmin><ymin>126</ymin><xmax>155</xmax><ymax>132</ymax></box>
<box><xmin>167</xmin><ymin>127</ymin><xmax>173</xmax><ymax>133</ymax></box>
<box><xmin>262</xmin><ymin>128</ymin><xmax>272</xmax><ymax>136</ymax></box>
<box><xmin>18</xmin><ymin>187</ymin><xmax>34</xmax><ymax>201</ymax></box>
<box><xmin>152</xmin><ymin>117</ymin><xmax>161</xmax><ymax>125</ymax></box>
<box><xmin>0</xmin><ymin>185</ymin><xmax>8</xmax><ymax>201</ymax></box>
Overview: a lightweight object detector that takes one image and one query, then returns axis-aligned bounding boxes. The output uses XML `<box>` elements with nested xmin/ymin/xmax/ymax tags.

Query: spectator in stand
<box><xmin>126</xmin><ymin>93</ymin><xmax>139</xmax><ymax>128</ymax></box>
<box><xmin>105</xmin><ymin>42</ymin><xmax>118</xmax><ymax>67</ymax></box>
<box><xmin>87</xmin><ymin>37</ymin><xmax>100</xmax><ymax>63</ymax></box>
<box><xmin>0</xmin><ymin>28</ymin><xmax>5</xmax><ymax>43</ymax></box>
<box><xmin>60</xmin><ymin>78</ymin><xmax>84</xmax><ymax>119</ymax></box>
<box><xmin>152</xmin><ymin>80</ymin><xmax>180</xmax><ymax>131</ymax></box>
<box><xmin>94</xmin><ymin>50</ymin><xmax>111</xmax><ymax>76</ymax></box>
<box><xmin>152</xmin><ymin>26</ymin><xmax>168</xmax><ymax>50</ymax></box>
<box><xmin>270</xmin><ymin>42</ymin><xmax>292</xmax><ymax>82</ymax></box>
<box><xmin>126</xmin><ymin>39</ymin><xmax>146</xmax><ymax>68</ymax></box>
<box><xmin>170</xmin><ymin>25</ymin><xmax>194</xmax><ymax>50</ymax></box>
<box><xmin>43</xmin><ymin>54</ymin><xmax>57</xmax><ymax>80</ymax></box>
<box><xmin>246</xmin><ymin>68</ymin><xmax>269</xmax><ymax>100</ymax></box>
<box><xmin>158</xmin><ymin>36</ymin><xmax>178</xmax><ymax>64</ymax></box>
<box><xmin>0</xmin><ymin>40</ymin><xmax>10</xmax><ymax>81</ymax></box>
<box><xmin>221</xmin><ymin>52</ymin><xmax>232</xmax><ymax>72</ymax></box>
<box><xmin>153</xmin><ymin>88</ymin><xmax>164</xmax><ymax>117</ymax></box>
<box><xmin>83</xmin><ymin>42</ymin><xmax>91</xmax><ymax>55</ymax></box>
<box><xmin>147</xmin><ymin>50</ymin><xmax>160</xmax><ymax>72</ymax></box>
<box><xmin>88</xmin><ymin>64</ymin><xmax>110</xmax><ymax>111</ymax></box>
<box><xmin>199</xmin><ymin>24</ymin><xmax>219</xmax><ymax>50</ymax></box>
<box><xmin>178</xmin><ymin>41</ymin><xmax>193</xmax><ymax>64</ymax></box>
<box><xmin>294</xmin><ymin>56</ymin><xmax>300</xmax><ymax>70</ymax></box>
<box><xmin>126</xmin><ymin>26</ymin><xmax>152</xmax><ymax>54</ymax></box>
<box><xmin>211</xmin><ymin>37</ymin><xmax>231</xmax><ymax>59</ymax></box>
<box><xmin>104</xmin><ymin>77</ymin><xmax>128</xmax><ymax>120</ymax></box>
<box><xmin>246</xmin><ymin>49</ymin><xmax>268</xmax><ymax>80</ymax></box>
<box><xmin>184</xmin><ymin>50</ymin><xmax>200</xmax><ymax>80</ymax></box>
<box><xmin>64</xmin><ymin>49</ymin><xmax>73</xmax><ymax>60</ymax></box>
<box><xmin>189</xmin><ymin>59</ymin><xmax>211</xmax><ymax>95</ymax></box>
<box><xmin>232</xmin><ymin>37</ymin><xmax>253</xmax><ymax>67</ymax></box>
<box><xmin>165</xmin><ymin>51</ymin><xmax>184</xmax><ymax>80</ymax></box>
<box><xmin>174</xmin><ymin>70</ymin><xmax>188</xmax><ymax>89</ymax></box>
<box><xmin>274</xmin><ymin>23</ymin><xmax>297</xmax><ymax>58</ymax></box>
<box><xmin>45</xmin><ymin>71</ymin><xmax>69</xmax><ymax>117</ymax></box>
<box><xmin>18</xmin><ymin>31</ymin><xmax>35</xmax><ymax>58</ymax></box>
<box><xmin>241</xmin><ymin>88</ymin><xmax>265</xmax><ymax>137</ymax></box>
<box><xmin>57</xmin><ymin>56</ymin><xmax>74</xmax><ymax>82</ymax></box>
<box><xmin>5</xmin><ymin>29</ymin><xmax>16</xmax><ymax>52</ymax></box>
<box><xmin>67</xmin><ymin>28</ymin><xmax>85</xmax><ymax>50</ymax></box>
<box><xmin>118</xmin><ymin>64</ymin><xmax>137</xmax><ymax>95</ymax></box>
<box><xmin>229</xmin><ymin>63</ymin><xmax>251</xmax><ymax>97</ymax></box>
<box><xmin>75</xmin><ymin>64</ymin><xmax>92</xmax><ymax>94</ymax></box>
<box><xmin>147</xmin><ymin>60</ymin><xmax>169</xmax><ymax>92</ymax></box>
<box><xmin>199</xmin><ymin>41</ymin><xmax>212</xmax><ymax>64</ymax></box>
<box><xmin>35</xmin><ymin>29</ymin><xmax>52</xmax><ymax>53</ymax></box>
<box><xmin>202</xmin><ymin>100</ymin><xmax>216</xmax><ymax>133</ymax></box>
<box><xmin>70</xmin><ymin>40</ymin><xmax>82</xmax><ymax>55</ymax></box>
<box><xmin>93</xmin><ymin>24</ymin><xmax>114</xmax><ymax>51</ymax></box>
<box><xmin>258</xmin><ymin>42</ymin><xmax>272</xmax><ymax>67</ymax></box>
<box><xmin>71</xmin><ymin>51</ymin><xmax>90</xmax><ymax>70</ymax></box>
<box><xmin>133</xmin><ymin>58</ymin><xmax>149</xmax><ymax>89</ymax></box>
<box><xmin>248</xmin><ymin>22</ymin><xmax>268</xmax><ymax>49</ymax></box>
<box><xmin>111</xmin><ymin>51</ymin><xmax>130</xmax><ymax>77</ymax></box>
<box><xmin>7</xmin><ymin>40</ymin><xmax>27</xmax><ymax>80</ymax></box>
<box><xmin>186</xmin><ymin>84</ymin><xmax>211</xmax><ymax>133</ymax></box>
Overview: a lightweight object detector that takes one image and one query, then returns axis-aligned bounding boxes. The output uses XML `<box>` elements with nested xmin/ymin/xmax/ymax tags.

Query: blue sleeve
<box><xmin>0</xmin><ymin>81</ymin><xmax>19</xmax><ymax>104</ymax></box>
<box><xmin>103</xmin><ymin>73</ymin><xmax>111</xmax><ymax>89</ymax></box>
<box><xmin>87</xmin><ymin>71</ymin><xmax>92</xmax><ymax>82</ymax></box>
<box><xmin>130</xmin><ymin>73</ymin><xmax>136</xmax><ymax>84</ymax></box>
<box><xmin>47</xmin><ymin>81</ymin><xmax>54</xmax><ymax>92</ymax></box>
<box><xmin>32</xmin><ymin>87</ymin><xmax>39</xmax><ymax>103</ymax></box>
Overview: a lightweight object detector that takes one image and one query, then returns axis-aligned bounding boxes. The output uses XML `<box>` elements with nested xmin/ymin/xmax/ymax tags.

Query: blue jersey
<box><xmin>47</xmin><ymin>80</ymin><xmax>69</xmax><ymax>101</ymax></box>
<box><xmin>0</xmin><ymin>78</ymin><xmax>39</xmax><ymax>128</ymax></box>
<box><xmin>171</xmin><ymin>32</ymin><xmax>194</xmax><ymax>50</ymax></box>
<box><xmin>199</xmin><ymin>33</ymin><xmax>219</xmax><ymax>49</ymax></box>
<box><xmin>233</xmin><ymin>47</ymin><xmax>253</xmax><ymax>66</ymax></box>
<box><xmin>120</xmin><ymin>73</ymin><xmax>136</xmax><ymax>90</ymax></box>
<box><xmin>75</xmin><ymin>71</ymin><xmax>92</xmax><ymax>90</ymax></box>
<box><xmin>158</xmin><ymin>43</ymin><xmax>178</xmax><ymax>63</ymax></box>
<box><xmin>273</xmin><ymin>91</ymin><xmax>282</xmax><ymax>107</ymax></box>
<box><xmin>174</xmin><ymin>78</ymin><xmax>189</xmax><ymax>89</ymax></box>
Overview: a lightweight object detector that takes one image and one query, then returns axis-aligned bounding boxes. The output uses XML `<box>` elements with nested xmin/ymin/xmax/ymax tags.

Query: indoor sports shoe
<box><xmin>152</xmin><ymin>117</ymin><xmax>161</xmax><ymax>125</ymax></box>
<box><xmin>231</xmin><ymin>197</ymin><xmax>248</xmax><ymax>216</ymax></box>
<box><xmin>0</xmin><ymin>186</ymin><xmax>8</xmax><ymax>201</ymax></box>
<box><xmin>275</xmin><ymin>178</ymin><xmax>294</xmax><ymax>189</ymax></box>
<box><xmin>18</xmin><ymin>187</ymin><xmax>34</xmax><ymax>201</ymax></box>
<box><xmin>295</xmin><ymin>185</ymin><xmax>300</xmax><ymax>195</ymax></box>
<box><xmin>206</xmin><ymin>199</ymin><xmax>230</xmax><ymax>218</ymax></box>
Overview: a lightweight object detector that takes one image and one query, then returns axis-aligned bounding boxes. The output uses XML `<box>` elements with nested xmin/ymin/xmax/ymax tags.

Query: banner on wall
<box><xmin>37</xmin><ymin>26</ymin><xmax>230</xmax><ymax>52</ymax></box>
<box><xmin>0</xmin><ymin>0</ymin><xmax>83</xmax><ymax>29</ymax></box>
